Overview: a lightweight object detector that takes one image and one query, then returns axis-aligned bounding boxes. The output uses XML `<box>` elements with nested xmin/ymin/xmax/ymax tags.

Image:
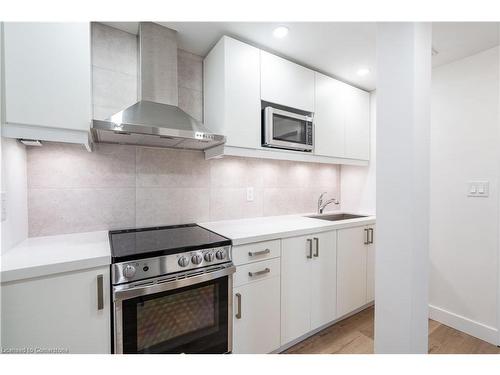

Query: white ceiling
<box><xmin>432</xmin><ymin>22</ymin><xmax>498</xmax><ymax>67</ymax></box>
<box><xmin>102</xmin><ymin>22</ymin><xmax>499</xmax><ymax>91</ymax></box>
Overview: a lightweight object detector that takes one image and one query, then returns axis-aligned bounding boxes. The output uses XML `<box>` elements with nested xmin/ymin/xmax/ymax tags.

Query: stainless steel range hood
<box><xmin>91</xmin><ymin>22</ymin><xmax>225</xmax><ymax>152</ymax></box>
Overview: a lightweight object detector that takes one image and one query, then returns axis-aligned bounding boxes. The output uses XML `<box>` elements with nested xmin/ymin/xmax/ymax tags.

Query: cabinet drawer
<box><xmin>232</xmin><ymin>239</ymin><xmax>281</xmax><ymax>266</ymax></box>
<box><xmin>234</xmin><ymin>258</ymin><xmax>281</xmax><ymax>288</ymax></box>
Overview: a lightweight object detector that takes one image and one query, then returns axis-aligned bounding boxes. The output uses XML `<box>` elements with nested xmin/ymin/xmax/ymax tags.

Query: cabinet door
<box><xmin>4</xmin><ymin>23</ymin><xmax>91</xmax><ymax>132</ymax></box>
<box><xmin>1</xmin><ymin>266</ymin><xmax>111</xmax><ymax>353</ymax></box>
<box><xmin>314</xmin><ymin>73</ymin><xmax>346</xmax><ymax>158</ymax></box>
<box><xmin>281</xmin><ymin>235</ymin><xmax>313</xmax><ymax>344</ymax></box>
<box><xmin>204</xmin><ymin>36</ymin><xmax>261</xmax><ymax>149</ymax></box>
<box><xmin>310</xmin><ymin>230</ymin><xmax>337</xmax><ymax>330</ymax></box>
<box><xmin>337</xmin><ymin>226</ymin><xmax>368</xmax><ymax>317</ymax></box>
<box><xmin>344</xmin><ymin>85</ymin><xmax>370</xmax><ymax>160</ymax></box>
<box><xmin>260</xmin><ymin>51</ymin><xmax>315</xmax><ymax>112</ymax></box>
<box><xmin>233</xmin><ymin>276</ymin><xmax>281</xmax><ymax>354</ymax></box>
<box><xmin>366</xmin><ymin>225</ymin><xmax>376</xmax><ymax>303</ymax></box>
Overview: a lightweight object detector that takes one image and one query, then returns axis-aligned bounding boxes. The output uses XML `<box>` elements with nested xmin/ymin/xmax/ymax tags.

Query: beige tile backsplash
<box><xmin>24</xmin><ymin>23</ymin><xmax>339</xmax><ymax>237</ymax></box>
<box><xmin>26</xmin><ymin>143</ymin><xmax>340</xmax><ymax>237</ymax></box>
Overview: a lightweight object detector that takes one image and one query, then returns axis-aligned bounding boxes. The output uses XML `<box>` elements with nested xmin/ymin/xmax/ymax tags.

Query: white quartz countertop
<box><xmin>1</xmin><ymin>231</ymin><xmax>111</xmax><ymax>283</ymax></box>
<box><xmin>200</xmin><ymin>212</ymin><xmax>376</xmax><ymax>246</ymax></box>
<box><xmin>1</xmin><ymin>213</ymin><xmax>375</xmax><ymax>283</ymax></box>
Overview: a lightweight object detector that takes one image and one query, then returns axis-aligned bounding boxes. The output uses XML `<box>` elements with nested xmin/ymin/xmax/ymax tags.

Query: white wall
<box><xmin>375</xmin><ymin>22</ymin><xmax>431</xmax><ymax>353</ymax></box>
<box><xmin>1</xmin><ymin>138</ymin><xmax>28</xmax><ymax>251</ymax></box>
<box><xmin>340</xmin><ymin>91</ymin><xmax>376</xmax><ymax>215</ymax></box>
<box><xmin>430</xmin><ymin>46</ymin><xmax>499</xmax><ymax>344</ymax></box>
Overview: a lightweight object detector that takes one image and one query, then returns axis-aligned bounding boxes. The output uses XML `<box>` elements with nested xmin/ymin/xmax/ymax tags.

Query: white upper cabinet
<box><xmin>314</xmin><ymin>73</ymin><xmax>346</xmax><ymax>158</ymax></box>
<box><xmin>204</xmin><ymin>36</ymin><xmax>261</xmax><ymax>149</ymax></box>
<box><xmin>314</xmin><ymin>72</ymin><xmax>370</xmax><ymax>160</ymax></box>
<box><xmin>260</xmin><ymin>51</ymin><xmax>315</xmax><ymax>112</ymax></box>
<box><xmin>344</xmin><ymin>85</ymin><xmax>370</xmax><ymax>160</ymax></box>
<box><xmin>204</xmin><ymin>36</ymin><xmax>370</xmax><ymax>165</ymax></box>
<box><xmin>2</xmin><ymin>23</ymin><xmax>92</xmax><ymax>147</ymax></box>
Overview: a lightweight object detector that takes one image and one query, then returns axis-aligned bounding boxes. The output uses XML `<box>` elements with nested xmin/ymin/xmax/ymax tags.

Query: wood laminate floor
<box><xmin>284</xmin><ymin>307</ymin><xmax>500</xmax><ymax>354</ymax></box>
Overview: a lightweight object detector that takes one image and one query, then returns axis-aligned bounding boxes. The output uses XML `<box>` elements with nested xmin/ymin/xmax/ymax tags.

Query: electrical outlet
<box><xmin>246</xmin><ymin>187</ymin><xmax>254</xmax><ymax>202</ymax></box>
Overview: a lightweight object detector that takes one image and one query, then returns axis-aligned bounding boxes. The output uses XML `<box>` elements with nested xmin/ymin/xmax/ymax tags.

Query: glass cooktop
<box><xmin>109</xmin><ymin>224</ymin><xmax>231</xmax><ymax>263</ymax></box>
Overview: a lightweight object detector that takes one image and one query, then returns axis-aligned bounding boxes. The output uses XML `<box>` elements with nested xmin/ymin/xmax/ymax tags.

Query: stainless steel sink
<box><xmin>305</xmin><ymin>213</ymin><xmax>367</xmax><ymax>221</ymax></box>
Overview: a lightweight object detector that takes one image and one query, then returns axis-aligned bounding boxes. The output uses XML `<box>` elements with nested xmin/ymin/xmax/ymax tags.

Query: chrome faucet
<box><xmin>317</xmin><ymin>192</ymin><xmax>340</xmax><ymax>214</ymax></box>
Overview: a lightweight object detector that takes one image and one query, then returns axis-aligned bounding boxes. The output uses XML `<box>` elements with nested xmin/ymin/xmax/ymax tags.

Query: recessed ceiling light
<box><xmin>356</xmin><ymin>68</ymin><xmax>370</xmax><ymax>77</ymax></box>
<box><xmin>273</xmin><ymin>26</ymin><xmax>289</xmax><ymax>38</ymax></box>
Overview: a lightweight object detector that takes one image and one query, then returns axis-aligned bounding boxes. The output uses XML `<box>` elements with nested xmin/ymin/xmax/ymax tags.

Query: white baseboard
<box><xmin>429</xmin><ymin>304</ymin><xmax>499</xmax><ymax>346</ymax></box>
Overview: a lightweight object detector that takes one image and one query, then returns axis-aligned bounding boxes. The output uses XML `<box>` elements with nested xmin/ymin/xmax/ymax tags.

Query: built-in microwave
<box><xmin>262</xmin><ymin>106</ymin><xmax>314</xmax><ymax>152</ymax></box>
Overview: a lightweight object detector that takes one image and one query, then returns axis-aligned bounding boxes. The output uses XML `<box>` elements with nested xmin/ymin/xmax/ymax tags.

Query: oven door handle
<box><xmin>113</xmin><ymin>265</ymin><xmax>236</xmax><ymax>301</ymax></box>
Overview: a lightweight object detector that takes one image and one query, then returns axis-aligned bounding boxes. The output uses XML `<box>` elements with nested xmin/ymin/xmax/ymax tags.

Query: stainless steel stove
<box><xmin>109</xmin><ymin>224</ymin><xmax>235</xmax><ymax>354</ymax></box>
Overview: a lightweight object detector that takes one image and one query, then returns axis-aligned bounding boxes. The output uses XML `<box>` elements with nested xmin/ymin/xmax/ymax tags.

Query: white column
<box><xmin>375</xmin><ymin>22</ymin><xmax>431</xmax><ymax>353</ymax></box>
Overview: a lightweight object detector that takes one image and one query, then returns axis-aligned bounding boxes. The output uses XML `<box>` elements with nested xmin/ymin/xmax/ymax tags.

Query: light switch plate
<box><xmin>468</xmin><ymin>181</ymin><xmax>489</xmax><ymax>197</ymax></box>
<box><xmin>246</xmin><ymin>187</ymin><xmax>254</xmax><ymax>202</ymax></box>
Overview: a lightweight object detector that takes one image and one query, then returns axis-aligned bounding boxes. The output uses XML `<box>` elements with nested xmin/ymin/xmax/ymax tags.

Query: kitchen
<box><xmin>1</xmin><ymin>14</ymin><xmax>500</xmax><ymax>362</ymax></box>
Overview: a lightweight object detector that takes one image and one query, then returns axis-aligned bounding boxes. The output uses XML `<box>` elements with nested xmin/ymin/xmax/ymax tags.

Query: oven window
<box><xmin>121</xmin><ymin>277</ymin><xmax>229</xmax><ymax>354</ymax></box>
<box><xmin>273</xmin><ymin>114</ymin><xmax>307</xmax><ymax>144</ymax></box>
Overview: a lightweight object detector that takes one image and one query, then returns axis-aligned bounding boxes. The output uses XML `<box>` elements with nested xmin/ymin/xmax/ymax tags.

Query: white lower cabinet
<box><xmin>1</xmin><ymin>266</ymin><xmax>111</xmax><ymax>354</ymax></box>
<box><xmin>281</xmin><ymin>231</ymin><xmax>337</xmax><ymax>345</ymax></box>
<box><xmin>366</xmin><ymin>225</ymin><xmax>376</xmax><ymax>302</ymax></box>
<box><xmin>337</xmin><ymin>225</ymin><xmax>375</xmax><ymax>318</ymax></box>
<box><xmin>231</xmin><ymin>223</ymin><xmax>375</xmax><ymax>352</ymax></box>
<box><xmin>232</xmin><ymin>258</ymin><xmax>281</xmax><ymax>354</ymax></box>
<box><xmin>280</xmin><ymin>235</ymin><xmax>312</xmax><ymax>344</ymax></box>
<box><xmin>310</xmin><ymin>232</ymin><xmax>338</xmax><ymax>330</ymax></box>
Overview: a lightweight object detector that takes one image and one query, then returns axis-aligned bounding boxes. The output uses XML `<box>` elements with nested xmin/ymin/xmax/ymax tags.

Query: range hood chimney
<box><xmin>91</xmin><ymin>22</ymin><xmax>225</xmax><ymax>154</ymax></box>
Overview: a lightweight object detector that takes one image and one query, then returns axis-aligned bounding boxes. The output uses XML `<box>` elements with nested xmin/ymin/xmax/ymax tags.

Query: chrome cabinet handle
<box><xmin>313</xmin><ymin>237</ymin><xmax>319</xmax><ymax>257</ymax></box>
<box><xmin>306</xmin><ymin>238</ymin><xmax>313</xmax><ymax>259</ymax></box>
<box><xmin>248</xmin><ymin>248</ymin><xmax>271</xmax><ymax>257</ymax></box>
<box><xmin>235</xmin><ymin>293</ymin><xmax>242</xmax><ymax>319</ymax></box>
<box><xmin>364</xmin><ymin>228</ymin><xmax>369</xmax><ymax>245</ymax></box>
<box><xmin>368</xmin><ymin>228</ymin><xmax>374</xmax><ymax>244</ymax></box>
<box><xmin>248</xmin><ymin>268</ymin><xmax>270</xmax><ymax>277</ymax></box>
<box><xmin>97</xmin><ymin>274</ymin><xmax>104</xmax><ymax>311</ymax></box>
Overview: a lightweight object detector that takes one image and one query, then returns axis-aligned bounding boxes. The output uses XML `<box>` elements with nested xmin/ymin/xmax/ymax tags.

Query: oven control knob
<box><xmin>215</xmin><ymin>250</ymin><xmax>226</xmax><ymax>260</ymax></box>
<box><xmin>123</xmin><ymin>265</ymin><xmax>136</xmax><ymax>278</ymax></box>
<box><xmin>204</xmin><ymin>252</ymin><xmax>215</xmax><ymax>262</ymax></box>
<box><xmin>191</xmin><ymin>254</ymin><xmax>203</xmax><ymax>265</ymax></box>
<box><xmin>178</xmin><ymin>256</ymin><xmax>190</xmax><ymax>267</ymax></box>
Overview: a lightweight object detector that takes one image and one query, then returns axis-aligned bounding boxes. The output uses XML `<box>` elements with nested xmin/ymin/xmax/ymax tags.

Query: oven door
<box><xmin>113</xmin><ymin>265</ymin><xmax>235</xmax><ymax>354</ymax></box>
<box><xmin>263</xmin><ymin>107</ymin><xmax>314</xmax><ymax>151</ymax></box>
